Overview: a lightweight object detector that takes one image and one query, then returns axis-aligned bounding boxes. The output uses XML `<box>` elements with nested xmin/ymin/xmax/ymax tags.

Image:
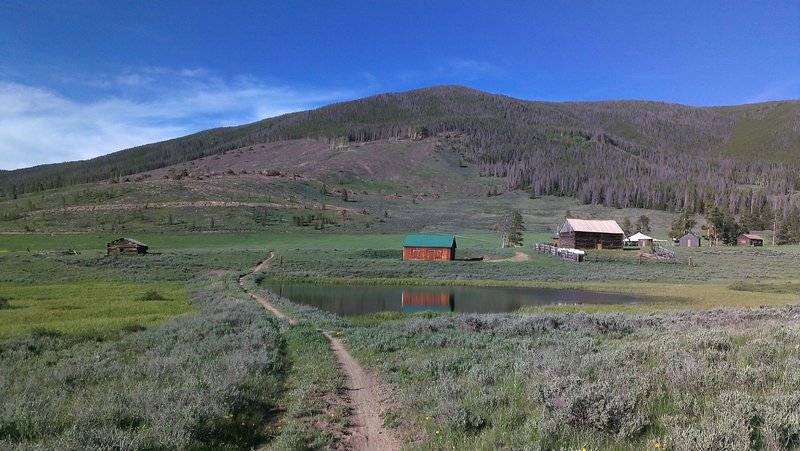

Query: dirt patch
<box><xmin>486</xmin><ymin>251</ymin><xmax>530</xmax><ymax>262</ymax></box>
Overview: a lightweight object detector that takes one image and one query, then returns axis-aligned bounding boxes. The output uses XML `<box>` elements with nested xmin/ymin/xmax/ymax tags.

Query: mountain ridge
<box><xmin>2</xmin><ymin>85</ymin><xmax>799</xmax><ymax>219</ymax></box>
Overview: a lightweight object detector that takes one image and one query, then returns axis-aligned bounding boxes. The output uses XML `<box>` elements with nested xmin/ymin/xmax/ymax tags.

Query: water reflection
<box><xmin>264</xmin><ymin>280</ymin><xmax>650</xmax><ymax>317</ymax></box>
<box><xmin>401</xmin><ymin>290</ymin><xmax>454</xmax><ymax>314</ymax></box>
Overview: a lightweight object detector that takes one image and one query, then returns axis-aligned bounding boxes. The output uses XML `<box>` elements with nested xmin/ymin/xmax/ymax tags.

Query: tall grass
<box><xmin>0</xmin><ymin>272</ymin><xmax>283</xmax><ymax>449</ymax></box>
<box><xmin>343</xmin><ymin>307</ymin><xmax>800</xmax><ymax>449</ymax></box>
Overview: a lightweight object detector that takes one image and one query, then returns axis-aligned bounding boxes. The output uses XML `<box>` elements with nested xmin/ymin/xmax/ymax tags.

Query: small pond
<box><xmin>261</xmin><ymin>280</ymin><xmax>651</xmax><ymax>317</ymax></box>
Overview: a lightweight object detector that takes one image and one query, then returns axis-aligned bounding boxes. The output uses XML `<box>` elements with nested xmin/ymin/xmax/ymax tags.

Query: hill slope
<box><xmin>2</xmin><ymin>86</ymin><xmax>799</xmax><ymax>219</ymax></box>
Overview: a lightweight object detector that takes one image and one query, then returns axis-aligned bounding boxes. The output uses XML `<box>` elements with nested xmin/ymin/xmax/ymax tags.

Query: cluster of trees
<box><xmin>620</xmin><ymin>215</ymin><xmax>652</xmax><ymax>236</ymax></box>
<box><xmin>495</xmin><ymin>210</ymin><xmax>525</xmax><ymax>248</ymax></box>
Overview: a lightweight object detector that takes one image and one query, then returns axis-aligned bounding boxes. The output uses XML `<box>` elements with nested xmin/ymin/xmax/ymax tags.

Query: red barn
<box><xmin>402</xmin><ymin>234</ymin><xmax>457</xmax><ymax>261</ymax></box>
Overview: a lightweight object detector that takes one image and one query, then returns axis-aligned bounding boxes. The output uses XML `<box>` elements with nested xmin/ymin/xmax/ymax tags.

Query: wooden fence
<box><xmin>533</xmin><ymin>243</ymin><xmax>585</xmax><ymax>262</ymax></box>
<box><xmin>652</xmin><ymin>243</ymin><xmax>676</xmax><ymax>259</ymax></box>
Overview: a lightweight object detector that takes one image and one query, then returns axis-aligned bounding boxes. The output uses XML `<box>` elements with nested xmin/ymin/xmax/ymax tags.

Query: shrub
<box><xmin>138</xmin><ymin>290</ymin><xmax>166</xmax><ymax>301</ymax></box>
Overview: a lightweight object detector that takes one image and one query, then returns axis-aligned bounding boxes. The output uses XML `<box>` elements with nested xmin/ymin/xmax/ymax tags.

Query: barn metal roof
<box><xmin>627</xmin><ymin>232</ymin><xmax>653</xmax><ymax>241</ymax></box>
<box><xmin>740</xmin><ymin>234</ymin><xmax>763</xmax><ymax>240</ymax></box>
<box><xmin>403</xmin><ymin>234</ymin><xmax>457</xmax><ymax>248</ymax></box>
<box><xmin>560</xmin><ymin>219</ymin><xmax>624</xmax><ymax>235</ymax></box>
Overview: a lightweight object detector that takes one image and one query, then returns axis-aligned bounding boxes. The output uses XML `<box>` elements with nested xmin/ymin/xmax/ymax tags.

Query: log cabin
<box><xmin>106</xmin><ymin>238</ymin><xmax>148</xmax><ymax>256</ymax></box>
<box><xmin>737</xmin><ymin>234</ymin><xmax>764</xmax><ymax>246</ymax></box>
<box><xmin>558</xmin><ymin>219</ymin><xmax>624</xmax><ymax>250</ymax></box>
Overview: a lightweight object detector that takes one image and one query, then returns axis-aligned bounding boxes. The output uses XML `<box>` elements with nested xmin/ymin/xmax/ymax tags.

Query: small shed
<box><xmin>403</xmin><ymin>234</ymin><xmax>456</xmax><ymax>261</ymax></box>
<box><xmin>737</xmin><ymin>234</ymin><xmax>764</xmax><ymax>247</ymax></box>
<box><xmin>558</xmin><ymin>219</ymin><xmax>624</xmax><ymax>250</ymax></box>
<box><xmin>107</xmin><ymin>238</ymin><xmax>148</xmax><ymax>256</ymax></box>
<box><xmin>678</xmin><ymin>232</ymin><xmax>701</xmax><ymax>247</ymax></box>
<box><xmin>626</xmin><ymin>232</ymin><xmax>654</xmax><ymax>248</ymax></box>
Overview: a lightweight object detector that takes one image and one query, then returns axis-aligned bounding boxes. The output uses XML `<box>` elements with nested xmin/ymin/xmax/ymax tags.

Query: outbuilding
<box><xmin>678</xmin><ymin>232</ymin><xmax>701</xmax><ymax>247</ymax></box>
<box><xmin>402</xmin><ymin>234</ymin><xmax>456</xmax><ymax>260</ymax></box>
<box><xmin>106</xmin><ymin>238</ymin><xmax>148</xmax><ymax>256</ymax></box>
<box><xmin>737</xmin><ymin>234</ymin><xmax>764</xmax><ymax>247</ymax></box>
<box><xmin>625</xmin><ymin>232</ymin><xmax>654</xmax><ymax>248</ymax></box>
<box><xmin>558</xmin><ymin>219</ymin><xmax>624</xmax><ymax>250</ymax></box>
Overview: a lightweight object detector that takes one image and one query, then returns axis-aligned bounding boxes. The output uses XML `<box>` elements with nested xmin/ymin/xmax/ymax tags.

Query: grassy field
<box><xmin>0</xmin><ymin>281</ymin><xmax>186</xmax><ymax>339</ymax></box>
<box><xmin>0</xmin><ymin>245</ymin><xmax>347</xmax><ymax>449</ymax></box>
<box><xmin>5</xmin><ymin>229</ymin><xmax>800</xmax><ymax>449</ymax></box>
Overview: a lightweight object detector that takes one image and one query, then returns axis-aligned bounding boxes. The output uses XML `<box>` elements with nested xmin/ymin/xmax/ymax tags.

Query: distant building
<box><xmin>625</xmin><ymin>232</ymin><xmax>654</xmax><ymax>248</ymax></box>
<box><xmin>737</xmin><ymin>234</ymin><xmax>764</xmax><ymax>247</ymax></box>
<box><xmin>678</xmin><ymin>232</ymin><xmax>701</xmax><ymax>247</ymax></box>
<box><xmin>558</xmin><ymin>219</ymin><xmax>624</xmax><ymax>250</ymax></box>
<box><xmin>402</xmin><ymin>234</ymin><xmax>457</xmax><ymax>260</ymax></box>
<box><xmin>106</xmin><ymin>238</ymin><xmax>148</xmax><ymax>256</ymax></box>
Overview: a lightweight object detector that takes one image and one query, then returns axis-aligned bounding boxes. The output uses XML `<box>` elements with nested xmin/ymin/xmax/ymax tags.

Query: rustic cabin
<box><xmin>402</xmin><ymin>234</ymin><xmax>456</xmax><ymax>261</ymax></box>
<box><xmin>558</xmin><ymin>219</ymin><xmax>624</xmax><ymax>250</ymax></box>
<box><xmin>737</xmin><ymin>234</ymin><xmax>764</xmax><ymax>247</ymax></box>
<box><xmin>106</xmin><ymin>238</ymin><xmax>148</xmax><ymax>256</ymax></box>
<box><xmin>678</xmin><ymin>232</ymin><xmax>701</xmax><ymax>247</ymax></box>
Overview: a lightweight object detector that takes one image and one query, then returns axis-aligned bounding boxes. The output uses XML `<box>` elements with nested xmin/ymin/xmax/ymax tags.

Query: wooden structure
<box><xmin>625</xmin><ymin>232</ymin><xmax>654</xmax><ymax>248</ymax></box>
<box><xmin>678</xmin><ymin>232</ymin><xmax>701</xmax><ymax>247</ymax></box>
<box><xmin>534</xmin><ymin>243</ymin><xmax>585</xmax><ymax>262</ymax></box>
<box><xmin>106</xmin><ymin>238</ymin><xmax>148</xmax><ymax>256</ymax></box>
<box><xmin>737</xmin><ymin>234</ymin><xmax>764</xmax><ymax>247</ymax></box>
<box><xmin>402</xmin><ymin>234</ymin><xmax>456</xmax><ymax>261</ymax></box>
<box><xmin>558</xmin><ymin>219</ymin><xmax>624</xmax><ymax>250</ymax></box>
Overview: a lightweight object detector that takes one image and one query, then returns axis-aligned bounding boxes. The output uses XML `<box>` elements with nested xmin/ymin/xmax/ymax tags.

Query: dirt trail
<box><xmin>238</xmin><ymin>252</ymin><xmax>297</xmax><ymax>325</ymax></box>
<box><xmin>321</xmin><ymin>330</ymin><xmax>400</xmax><ymax>451</ymax></box>
<box><xmin>240</xmin><ymin>253</ymin><xmax>399</xmax><ymax>450</ymax></box>
<box><xmin>486</xmin><ymin>251</ymin><xmax>531</xmax><ymax>262</ymax></box>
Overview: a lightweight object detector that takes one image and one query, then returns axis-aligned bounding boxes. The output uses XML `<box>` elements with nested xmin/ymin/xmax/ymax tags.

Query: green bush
<box><xmin>139</xmin><ymin>290</ymin><xmax>166</xmax><ymax>301</ymax></box>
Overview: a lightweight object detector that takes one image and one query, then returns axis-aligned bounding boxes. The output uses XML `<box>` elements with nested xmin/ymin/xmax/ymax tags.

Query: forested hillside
<box><xmin>2</xmin><ymin>86</ymin><xmax>799</xmax><ymax>224</ymax></box>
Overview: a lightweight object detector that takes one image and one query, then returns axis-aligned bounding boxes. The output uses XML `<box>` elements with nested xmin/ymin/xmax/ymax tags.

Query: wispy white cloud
<box><xmin>746</xmin><ymin>78</ymin><xmax>800</xmax><ymax>104</ymax></box>
<box><xmin>0</xmin><ymin>69</ymin><xmax>354</xmax><ymax>170</ymax></box>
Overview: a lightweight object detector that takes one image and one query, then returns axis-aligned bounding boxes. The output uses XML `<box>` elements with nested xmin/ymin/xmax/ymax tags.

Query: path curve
<box><xmin>239</xmin><ymin>253</ymin><xmax>399</xmax><ymax>450</ymax></box>
<box><xmin>486</xmin><ymin>250</ymin><xmax>531</xmax><ymax>262</ymax></box>
<box><xmin>238</xmin><ymin>252</ymin><xmax>297</xmax><ymax>325</ymax></box>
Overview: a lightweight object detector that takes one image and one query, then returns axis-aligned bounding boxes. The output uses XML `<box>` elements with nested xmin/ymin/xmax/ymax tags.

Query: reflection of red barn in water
<box><xmin>401</xmin><ymin>291</ymin><xmax>455</xmax><ymax>313</ymax></box>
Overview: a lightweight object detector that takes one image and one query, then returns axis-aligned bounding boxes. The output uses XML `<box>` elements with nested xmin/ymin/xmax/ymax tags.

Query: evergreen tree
<box><xmin>670</xmin><ymin>210</ymin><xmax>696</xmax><ymax>239</ymax></box>
<box><xmin>635</xmin><ymin>215</ymin><xmax>651</xmax><ymax>233</ymax></box>
<box><xmin>509</xmin><ymin>210</ymin><xmax>525</xmax><ymax>247</ymax></box>
<box><xmin>495</xmin><ymin>210</ymin><xmax>525</xmax><ymax>248</ymax></box>
<box><xmin>621</xmin><ymin>217</ymin><xmax>632</xmax><ymax>236</ymax></box>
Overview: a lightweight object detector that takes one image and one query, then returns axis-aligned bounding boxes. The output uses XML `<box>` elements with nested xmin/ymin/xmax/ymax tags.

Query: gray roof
<box><xmin>560</xmin><ymin>219</ymin><xmax>624</xmax><ymax>235</ymax></box>
<box><xmin>108</xmin><ymin>238</ymin><xmax>148</xmax><ymax>247</ymax></box>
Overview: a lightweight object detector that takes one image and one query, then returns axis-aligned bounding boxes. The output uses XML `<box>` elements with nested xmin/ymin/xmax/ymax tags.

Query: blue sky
<box><xmin>1</xmin><ymin>1</ymin><xmax>798</xmax><ymax>169</ymax></box>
